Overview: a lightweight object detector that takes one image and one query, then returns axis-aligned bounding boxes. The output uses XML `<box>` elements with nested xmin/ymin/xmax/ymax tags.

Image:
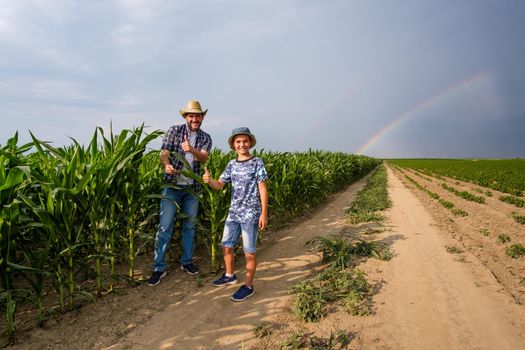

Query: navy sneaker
<box><xmin>147</xmin><ymin>270</ymin><xmax>167</xmax><ymax>286</ymax></box>
<box><xmin>212</xmin><ymin>273</ymin><xmax>238</xmax><ymax>287</ymax></box>
<box><xmin>231</xmin><ymin>285</ymin><xmax>254</xmax><ymax>302</ymax></box>
<box><xmin>180</xmin><ymin>263</ymin><xmax>200</xmax><ymax>276</ymax></box>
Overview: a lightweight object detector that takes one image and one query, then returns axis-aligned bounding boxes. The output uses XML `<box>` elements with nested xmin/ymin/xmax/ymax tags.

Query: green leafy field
<box><xmin>389</xmin><ymin>159</ymin><xmax>525</xmax><ymax>196</ymax></box>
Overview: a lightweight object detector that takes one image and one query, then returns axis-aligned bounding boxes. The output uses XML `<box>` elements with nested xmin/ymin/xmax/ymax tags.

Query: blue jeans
<box><xmin>152</xmin><ymin>186</ymin><xmax>199</xmax><ymax>271</ymax></box>
<box><xmin>221</xmin><ymin>221</ymin><xmax>258</xmax><ymax>254</ymax></box>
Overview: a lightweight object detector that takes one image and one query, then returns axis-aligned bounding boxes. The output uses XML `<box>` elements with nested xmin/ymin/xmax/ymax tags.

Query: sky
<box><xmin>1</xmin><ymin>0</ymin><xmax>524</xmax><ymax>158</ymax></box>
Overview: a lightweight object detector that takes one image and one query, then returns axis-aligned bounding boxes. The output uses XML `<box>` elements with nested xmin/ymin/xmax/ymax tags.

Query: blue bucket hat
<box><xmin>228</xmin><ymin>127</ymin><xmax>257</xmax><ymax>150</ymax></box>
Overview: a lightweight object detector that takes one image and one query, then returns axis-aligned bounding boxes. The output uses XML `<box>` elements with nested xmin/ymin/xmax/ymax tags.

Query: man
<box><xmin>148</xmin><ymin>100</ymin><xmax>212</xmax><ymax>286</ymax></box>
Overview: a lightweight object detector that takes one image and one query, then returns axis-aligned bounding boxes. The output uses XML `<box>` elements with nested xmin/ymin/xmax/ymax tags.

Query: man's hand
<box><xmin>181</xmin><ymin>136</ymin><xmax>193</xmax><ymax>153</ymax></box>
<box><xmin>164</xmin><ymin>163</ymin><xmax>178</xmax><ymax>175</ymax></box>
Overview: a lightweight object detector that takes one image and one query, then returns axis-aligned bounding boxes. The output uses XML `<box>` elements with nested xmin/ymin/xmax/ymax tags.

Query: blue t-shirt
<box><xmin>220</xmin><ymin>157</ymin><xmax>268</xmax><ymax>224</ymax></box>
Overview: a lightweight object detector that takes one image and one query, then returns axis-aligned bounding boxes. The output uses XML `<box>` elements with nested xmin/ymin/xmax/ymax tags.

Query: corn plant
<box><xmin>105</xmin><ymin>126</ymin><xmax>163</xmax><ymax>283</ymax></box>
<box><xmin>125</xmin><ymin>151</ymin><xmax>163</xmax><ymax>280</ymax></box>
<box><xmin>0</xmin><ymin>133</ymin><xmax>32</xmax><ymax>341</ymax></box>
<box><xmin>199</xmin><ymin>149</ymin><xmax>232</xmax><ymax>271</ymax></box>
<box><xmin>26</xmin><ymin>133</ymin><xmax>92</xmax><ymax>306</ymax></box>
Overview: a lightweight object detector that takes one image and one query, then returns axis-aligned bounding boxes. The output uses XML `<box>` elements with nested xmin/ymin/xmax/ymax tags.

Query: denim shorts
<box><xmin>221</xmin><ymin>221</ymin><xmax>258</xmax><ymax>253</ymax></box>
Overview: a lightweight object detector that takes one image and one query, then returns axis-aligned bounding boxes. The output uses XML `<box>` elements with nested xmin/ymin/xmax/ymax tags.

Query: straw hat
<box><xmin>228</xmin><ymin>127</ymin><xmax>257</xmax><ymax>150</ymax></box>
<box><xmin>179</xmin><ymin>100</ymin><xmax>208</xmax><ymax>117</ymax></box>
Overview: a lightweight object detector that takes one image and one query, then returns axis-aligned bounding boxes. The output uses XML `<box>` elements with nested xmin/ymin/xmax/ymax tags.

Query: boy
<box><xmin>203</xmin><ymin>127</ymin><xmax>268</xmax><ymax>302</ymax></box>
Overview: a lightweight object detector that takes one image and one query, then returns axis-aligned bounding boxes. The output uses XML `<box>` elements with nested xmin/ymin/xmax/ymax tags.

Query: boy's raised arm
<box><xmin>203</xmin><ymin>168</ymin><xmax>225</xmax><ymax>190</ymax></box>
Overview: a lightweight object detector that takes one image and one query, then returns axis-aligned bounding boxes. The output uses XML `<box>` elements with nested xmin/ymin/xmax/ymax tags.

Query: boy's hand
<box><xmin>203</xmin><ymin>168</ymin><xmax>211</xmax><ymax>184</ymax></box>
<box><xmin>258</xmin><ymin>214</ymin><xmax>268</xmax><ymax>231</ymax></box>
<box><xmin>181</xmin><ymin>136</ymin><xmax>193</xmax><ymax>153</ymax></box>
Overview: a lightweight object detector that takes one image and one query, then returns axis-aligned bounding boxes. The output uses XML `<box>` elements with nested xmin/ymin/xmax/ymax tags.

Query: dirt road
<box><xmin>11</xmin><ymin>167</ymin><xmax>525</xmax><ymax>349</ymax></box>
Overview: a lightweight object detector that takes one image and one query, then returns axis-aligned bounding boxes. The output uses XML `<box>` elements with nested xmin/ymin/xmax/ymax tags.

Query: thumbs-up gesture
<box><xmin>203</xmin><ymin>168</ymin><xmax>211</xmax><ymax>184</ymax></box>
<box><xmin>181</xmin><ymin>136</ymin><xmax>192</xmax><ymax>153</ymax></box>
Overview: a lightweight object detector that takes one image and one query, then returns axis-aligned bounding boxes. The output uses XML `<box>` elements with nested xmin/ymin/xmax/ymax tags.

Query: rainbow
<box><xmin>355</xmin><ymin>71</ymin><xmax>491</xmax><ymax>155</ymax></box>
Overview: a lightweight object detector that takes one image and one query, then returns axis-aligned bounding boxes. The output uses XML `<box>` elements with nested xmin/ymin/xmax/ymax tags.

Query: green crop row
<box><xmin>347</xmin><ymin>165</ymin><xmax>391</xmax><ymax>224</ymax></box>
<box><xmin>396</xmin><ymin>168</ymin><xmax>468</xmax><ymax>217</ymax></box>
<box><xmin>500</xmin><ymin>195</ymin><xmax>525</xmax><ymax>208</ymax></box>
<box><xmin>441</xmin><ymin>183</ymin><xmax>485</xmax><ymax>204</ymax></box>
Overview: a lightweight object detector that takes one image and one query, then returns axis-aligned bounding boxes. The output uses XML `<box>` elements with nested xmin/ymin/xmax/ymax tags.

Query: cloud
<box><xmin>0</xmin><ymin>77</ymin><xmax>94</xmax><ymax>102</ymax></box>
<box><xmin>1</xmin><ymin>1</ymin><xmax>524</xmax><ymax>157</ymax></box>
<box><xmin>0</xmin><ymin>1</ymin><xmax>22</xmax><ymax>39</ymax></box>
<box><xmin>115</xmin><ymin>0</ymin><xmax>159</xmax><ymax>22</ymax></box>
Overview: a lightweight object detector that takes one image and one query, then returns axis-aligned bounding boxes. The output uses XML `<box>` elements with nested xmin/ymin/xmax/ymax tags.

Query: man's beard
<box><xmin>187</xmin><ymin>121</ymin><xmax>201</xmax><ymax>131</ymax></box>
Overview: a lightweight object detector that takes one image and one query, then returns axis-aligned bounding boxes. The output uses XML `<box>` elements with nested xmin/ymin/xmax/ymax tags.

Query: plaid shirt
<box><xmin>161</xmin><ymin>123</ymin><xmax>212</xmax><ymax>192</ymax></box>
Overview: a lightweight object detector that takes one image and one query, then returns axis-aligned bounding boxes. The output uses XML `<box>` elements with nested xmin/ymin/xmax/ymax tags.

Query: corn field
<box><xmin>0</xmin><ymin>126</ymin><xmax>379</xmax><ymax>341</ymax></box>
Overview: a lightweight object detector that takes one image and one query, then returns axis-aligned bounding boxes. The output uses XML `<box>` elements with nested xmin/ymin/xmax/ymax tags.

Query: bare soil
<box><xmin>6</xmin><ymin>165</ymin><xmax>525</xmax><ymax>349</ymax></box>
